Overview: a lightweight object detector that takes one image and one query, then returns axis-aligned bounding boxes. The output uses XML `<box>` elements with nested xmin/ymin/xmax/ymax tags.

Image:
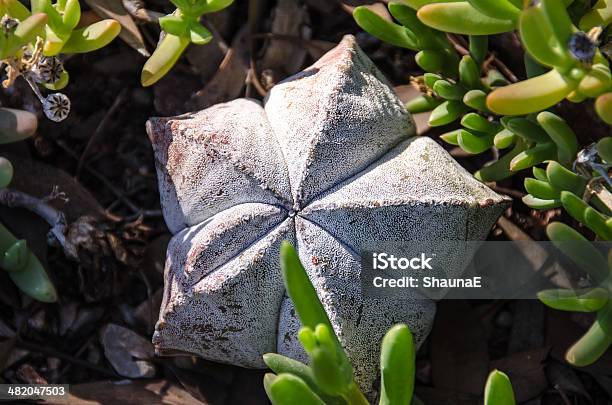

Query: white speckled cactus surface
<box><xmin>146</xmin><ymin>35</ymin><xmax>509</xmax><ymax>392</ymax></box>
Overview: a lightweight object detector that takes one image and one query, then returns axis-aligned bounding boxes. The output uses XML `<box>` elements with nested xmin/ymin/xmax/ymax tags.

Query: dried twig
<box><xmin>0</xmin><ymin>188</ymin><xmax>77</xmax><ymax>258</ymax></box>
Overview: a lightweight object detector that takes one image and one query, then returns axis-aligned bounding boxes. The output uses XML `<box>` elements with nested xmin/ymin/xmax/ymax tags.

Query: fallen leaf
<box><xmin>186</xmin><ymin>26</ymin><xmax>250</xmax><ymax>111</ymax></box>
<box><xmin>431</xmin><ymin>300</ymin><xmax>489</xmax><ymax>395</ymax></box>
<box><xmin>490</xmin><ymin>348</ymin><xmax>549</xmax><ymax>403</ymax></box>
<box><xmin>84</xmin><ymin>0</ymin><xmax>149</xmax><ymax>57</ymax></box>
<box><xmin>100</xmin><ymin>323</ymin><xmax>155</xmax><ymax>378</ymax></box>
<box><xmin>48</xmin><ymin>380</ymin><xmax>205</xmax><ymax>405</ymax></box>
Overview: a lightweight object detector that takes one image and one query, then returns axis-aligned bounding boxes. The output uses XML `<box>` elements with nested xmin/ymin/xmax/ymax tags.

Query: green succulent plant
<box><xmin>353</xmin><ymin>0</ymin><xmax>612</xmax><ymax>366</ymax></box>
<box><xmin>538</xmin><ymin>222</ymin><xmax>612</xmax><ymax>366</ymax></box>
<box><xmin>264</xmin><ymin>242</ymin><xmax>518</xmax><ymax>404</ymax></box>
<box><xmin>140</xmin><ymin>0</ymin><xmax>234</xmax><ymax>87</ymax></box>
<box><xmin>0</xmin><ymin>155</ymin><xmax>57</xmax><ymax>303</ymax></box>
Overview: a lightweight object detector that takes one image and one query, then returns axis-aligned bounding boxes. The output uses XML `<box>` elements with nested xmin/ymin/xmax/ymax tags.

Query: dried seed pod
<box><xmin>33</xmin><ymin>56</ymin><xmax>65</xmax><ymax>84</ymax></box>
<box><xmin>0</xmin><ymin>15</ymin><xmax>19</xmax><ymax>35</ymax></box>
<box><xmin>42</xmin><ymin>93</ymin><xmax>70</xmax><ymax>122</ymax></box>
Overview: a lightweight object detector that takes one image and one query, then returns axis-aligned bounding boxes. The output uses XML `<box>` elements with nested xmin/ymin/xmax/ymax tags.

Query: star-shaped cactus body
<box><xmin>147</xmin><ymin>35</ymin><xmax>509</xmax><ymax>393</ymax></box>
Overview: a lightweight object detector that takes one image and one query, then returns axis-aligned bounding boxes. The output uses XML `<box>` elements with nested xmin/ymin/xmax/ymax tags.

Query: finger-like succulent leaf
<box><xmin>578</xmin><ymin>64</ymin><xmax>612</xmax><ymax>98</ymax></box>
<box><xmin>417</xmin><ymin>2</ymin><xmax>515</xmax><ymax>35</ymax></box>
<box><xmin>461</xmin><ymin>113</ymin><xmax>498</xmax><ymax>133</ymax></box>
<box><xmin>379</xmin><ymin>324</ymin><xmax>415</xmax><ymax>405</ymax></box>
<box><xmin>0</xmin><ymin>223</ymin><xmax>57</xmax><ymax>302</ymax></box>
<box><xmin>141</xmin><ymin>34</ymin><xmax>190</xmax><ymax>87</ymax></box>
<box><xmin>484</xmin><ymin>370</ymin><xmax>516</xmax><ymax>405</ymax></box>
<box><xmin>279</xmin><ymin>242</ymin><xmax>335</xmax><ymax>334</ymax></box>
<box><xmin>487</xmin><ymin>70</ymin><xmax>575</xmax><ymax>116</ymax></box>
<box><xmin>433</xmin><ymin>79</ymin><xmax>466</xmax><ymax>100</ymax></box>
<box><xmin>536</xmin><ymin>112</ymin><xmax>579</xmax><ymax>165</ymax></box>
<box><xmin>524</xmin><ymin>178</ymin><xmax>559</xmax><ymax>200</ymax></box>
<box><xmin>440</xmin><ymin>129</ymin><xmax>461</xmax><ymax>145</ymax></box>
<box><xmin>595</xmin><ymin>92</ymin><xmax>612</xmax><ymax>124</ymax></box>
<box><xmin>429</xmin><ymin>100</ymin><xmax>468</xmax><ymax>126</ymax></box>
<box><xmin>467</xmin><ymin>0</ymin><xmax>520</xmax><ymax>20</ymax></box>
<box><xmin>406</xmin><ymin>94</ymin><xmax>442</xmax><ymax>113</ymax></box>
<box><xmin>463</xmin><ymin>89</ymin><xmax>489</xmax><ymax>112</ymax></box>
<box><xmin>597</xmin><ymin>137</ymin><xmax>612</xmax><ymax>163</ymax></box>
<box><xmin>519</xmin><ymin>6</ymin><xmax>571</xmax><ymax>68</ymax></box>
<box><xmin>546</xmin><ymin>161</ymin><xmax>586</xmax><ymax>195</ymax></box>
<box><xmin>565</xmin><ymin>305</ymin><xmax>612</xmax><ymax>366</ymax></box>
<box><xmin>353</xmin><ymin>6</ymin><xmax>419</xmax><ymax>50</ymax></box>
<box><xmin>0</xmin><ymin>108</ymin><xmax>38</xmax><ymax>144</ymax></box>
<box><xmin>262</xmin><ymin>354</ymin><xmax>345</xmax><ymax>405</ymax></box>
<box><xmin>475</xmin><ymin>140</ymin><xmax>526</xmax><ymax>182</ymax></box>
<box><xmin>505</xmin><ymin>117</ymin><xmax>550</xmax><ymax>143</ymax></box>
<box><xmin>522</xmin><ymin>195</ymin><xmax>561</xmax><ymax>209</ymax></box>
<box><xmin>510</xmin><ymin>142</ymin><xmax>556</xmax><ymax>172</ymax></box>
<box><xmin>493</xmin><ymin>129</ymin><xmax>515</xmax><ymax>149</ymax></box>
<box><xmin>458</xmin><ymin>55</ymin><xmax>481</xmax><ymax>89</ymax></box>
<box><xmin>458</xmin><ymin>129</ymin><xmax>494</xmax><ymax>154</ymax></box>
<box><xmin>61</xmin><ymin>20</ymin><xmax>121</xmax><ymax>54</ymax></box>
<box><xmin>579</xmin><ymin>0</ymin><xmax>612</xmax><ymax>31</ymax></box>
<box><xmin>546</xmin><ymin>221</ymin><xmax>608</xmax><ymax>283</ymax></box>
<box><xmin>266</xmin><ymin>373</ymin><xmax>326</xmax><ymax>405</ymax></box>
<box><xmin>538</xmin><ymin>288</ymin><xmax>609</xmax><ymax>312</ymax></box>
<box><xmin>0</xmin><ymin>158</ymin><xmax>13</xmax><ymax>189</ymax></box>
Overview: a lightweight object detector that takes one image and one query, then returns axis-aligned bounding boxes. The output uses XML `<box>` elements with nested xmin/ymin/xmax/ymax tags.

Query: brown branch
<box><xmin>0</xmin><ymin>188</ymin><xmax>77</xmax><ymax>258</ymax></box>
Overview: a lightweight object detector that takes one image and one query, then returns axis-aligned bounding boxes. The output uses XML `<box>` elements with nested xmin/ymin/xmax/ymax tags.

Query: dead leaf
<box><xmin>431</xmin><ymin>300</ymin><xmax>489</xmax><ymax>395</ymax></box>
<box><xmin>48</xmin><ymin>380</ymin><xmax>205</xmax><ymax>405</ymax></box>
<box><xmin>491</xmin><ymin>348</ymin><xmax>549</xmax><ymax>403</ymax></box>
<box><xmin>186</xmin><ymin>26</ymin><xmax>250</xmax><ymax>111</ymax></box>
<box><xmin>100</xmin><ymin>323</ymin><xmax>155</xmax><ymax>378</ymax></box>
<box><xmin>84</xmin><ymin>0</ymin><xmax>149</xmax><ymax>57</ymax></box>
<box><xmin>259</xmin><ymin>0</ymin><xmax>311</xmax><ymax>79</ymax></box>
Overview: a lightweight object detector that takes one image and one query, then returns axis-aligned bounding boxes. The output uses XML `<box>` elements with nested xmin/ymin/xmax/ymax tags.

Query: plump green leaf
<box><xmin>546</xmin><ymin>161</ymin><xmax>586</xmax><ymax>195</ymax></box>
<box><xmin>597</xmin><ymin>137</ymin><xmax>612</xmax><ymax>163</ymax></box>
<box><xmin>505</xmin><ymin>117</ymin><xmax>550</xmax><ymax>143</ymax></box>
<box><xmin>433</xmin><ymin>80</ymin><xmax>466</xmax><ymax>100</ymax></box>
<box><xmin>468</xmin><ymin>35</ymin><xmax>488</xmax><ymax>66</ymax></box>
<box><xmin>141</xmin><ymin>34</ymin><xmax>190</xmax><ymax>86</ymax></box>
<box><xmin>458</xmin><ymin>129</ymin><xmax>494</xmax><ymax>154</ymax></box>
<box><xmin>467</xmin><ymin>0</ymin><xmax>520</xmax><ymax>20</ymax></box>
<box><xmin>0</xmin><ymin>223</ymin><xmax>57</xmax><ymax>302</ymax></box>
<box><xmin>565</xmin><ymin>304</ymin><xmax>612</xmax><ymax>366</ymax></box>
<box><xmin>493</xmin><ymin>129</ymin><xmax>516</xmax><ymax>149</ymax></box>
<box><xmin>595</xmin><ymin>92</ymin><xmax>612</xmax><ymax>125</ymax></box>
<box><xmin>353</xmin><ymin>6</ymin><xmax>418</xmax><ymax>50</ymax></box>
<box><xmin>522</xmin><ymin>195</ymin><xmax>561</xmax><ymax>209</ymax></box>
<box><xmin>487</xmin><ymin>70</ymin><xmax>575</xmax><ymax>116</ymax></box>
<box><xmin>579</xmin><ymin>0</ymin><xmax>612</xmax><ymax>30</ymax></box>
<box><xmin>262</xmin><ymin>354</ymin><xmax>344</xmax><ymax>405</ymax></box>
<box><xmin>463</xmin><ymin>89</ymin><xmax>489</xmax><ymax>112</ymax></box>
<box><xmin>0</xmin><ymin>108</ymin><xmax>38</xmax><ymax>144</ymax></box>
<box><xmin>406</xmin><ymin>94</ymin><xmax>442</xmax><ymax>113</ymax></box>
<box><xmin>458</xmin><ymin>55</ymin><xmax>481</xmax><ymax>89</ymax></box>
<box><xmin>417</xmin><ymin>2</ymin><xmax>515</xmax><ymax>35</ymax></box>
<box><xmin>537</xmin><ymin>111</ymin><xmax>580</xmax><ymax>166</ymax></box>
<box><xmin>546</xmin><ymin>221</ymin><xmax>608</xmax><ymax>283</ymax></box>
<box><xmin>461</xmin><ymin>113</ymin><xmax>498</xmax><ymax>133</ymax></box>
<box><xmin>61</xmin><ymin>19</ymin><xmax>121</xmax><ymax>54</ymax></box>
<box><xmin>0</xmin><ymin>158</ymin><xmax>13</xmax><ymax>189</ymax></box>
<box><xmin>510</xmin><ymin>142</ymin><xmax>556</xmax><ymax>172</ymax></box>
<box><xmin>538</xmin><ymin>288</ymin><xmax>609</xmax><ymax>312</ymax></box>
<box><xmin>484</xmin><ymin>370</ymin><xmax>516</xmax><ymax>405</ymax></box>
<box><xmin>524</xmin><ymin>178</ymin><xmax>559</xmax><ymax>200</ymax></box>
<box><xmin>519</xmin><ymin>5</ymin><xmax>572</xmax><ymax>68</ymax></box>
<box><xmin>475</xmin><ymin>140</ymin><xmax>526</xmax><ymax>182</ymax></box>
<box><xmin>379</xmin><ymin>324</ymin><xmax>415</xmax><ymax>405</ymax></box>
<box><xmin>429</xmin><ymin>100</ymin><xmax>469</xmax><ymax>126</ymax></box>
<box><xmin>440</xmin><ymin>129</ymin><xmax>461</xmax><ymax>145</ymax></box>
<box><xmin>266</xmin><ymin>373</ymin><xmax>326</xmax><ymax>405</ymax></box>
<box><xmin>415</xmin><ymin>50</ymin><xmax>445</xmax><ymax>73</ymax></box>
